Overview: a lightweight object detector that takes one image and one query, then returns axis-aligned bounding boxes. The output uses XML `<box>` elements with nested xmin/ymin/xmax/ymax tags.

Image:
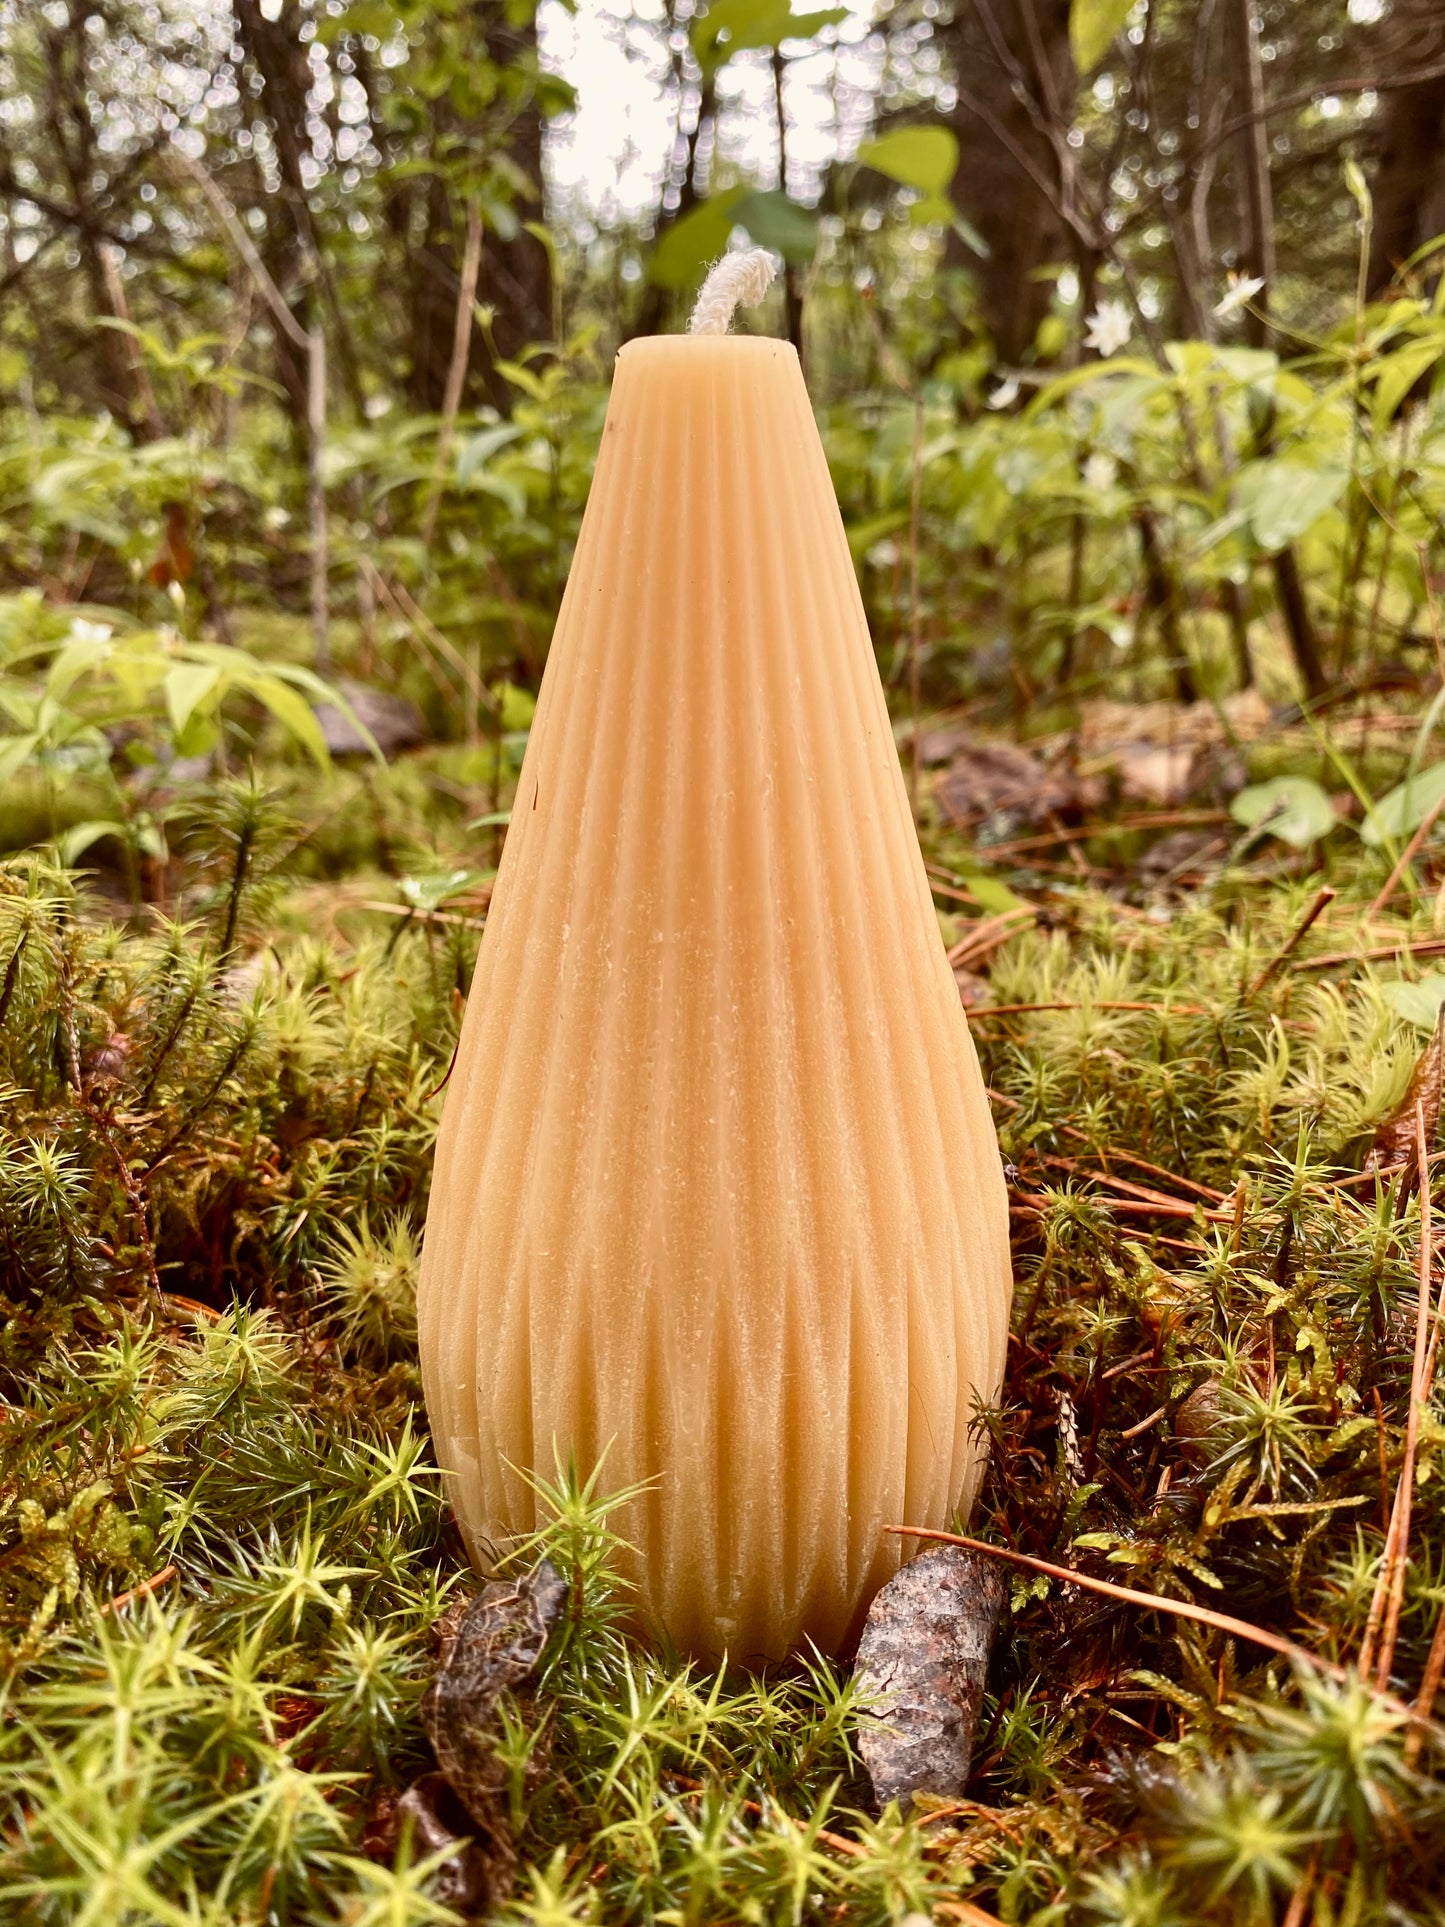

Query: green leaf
<box><xmin>1363</xmin><ymin>758</ymin><xmax>1445</xmax><ymax>849</ymax></box>
<box><xmin>960</xmin><ymin>871</ymin><xmax>1029</xmax><ymax>915</ymax></box>
<box><xmin>1231</xmin><ymin>776</ymin><xmax>1338</xmax><ymax>849</ymax></box>
<box><xmin>497</xmin><ymin>683</ymin><xmax>536</xmax><ymax>732</ymax></box>
<box><xmin>1383</xmin><ymin>974</ymin><xmax>1445</xmax><ymax>1030</ymax></box>
<box><xmin>56</xmin><ymin>819</ymin><xmax>127</xmax><ymax>867</ymax></box>
<box><xmin>691</xmin><ymin>0</ymin><xmax>846</xmax><ymax>76</ymax></box>
<box><xmin>1371</xmin><ymin>335</ymin><xmax>1445</xmax><ymax>422</ymax></box>
<box><xmin>1233</xmin><ymin>461</ymin><xmax>1348</xmax><ymax>550</ymax></box>
<box><xmin>731</xmin><ymin>189</ymin><xmax>818</xmax><ymax>266</ymax></box>
<box><xmin>648</xmin><ymin>187</ymin><xmax>750</xmax><ymax>290</ymax></box>
<box><xmin>164</xmin><ymin>662</ymin><xmax>222</xmax><ymax>737</ymax></box>
<box><xmin>0</xmin><ymin>732</ymin><xmax>40</xmax><ymax>788</ymax></box>
<box><xmin>251</xmin><ymin>675</ymin><xmax>332</xmax><ymax>768</ymax></box>
<box><xmin>399</xmin><ymin>868</ymin><xmax>479</xmax><ymax>912</ymax></box>
<box><xmin>1070</xmin><ymin>0</ymin><xmax>1135</xmax><ymax>72</ymax></box>
<box><xmin>858</xmin><ymin>125</ymin><xmax>959</xmax><ymax>196</ymax></box>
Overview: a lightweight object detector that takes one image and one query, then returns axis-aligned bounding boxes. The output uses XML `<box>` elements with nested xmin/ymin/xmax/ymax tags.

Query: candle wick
<box><xmin>687</xmin><ymin>248</ymin><xmax>778</xmax><ymax>337</ymax></box>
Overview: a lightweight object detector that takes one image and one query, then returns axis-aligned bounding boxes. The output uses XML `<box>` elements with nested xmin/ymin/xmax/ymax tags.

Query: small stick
<box><xmin>886</xmin><ymin>1526</ymin><xmax>1348</xmax><ymax>1681</ymax></box>
<box><xmin>1370</xmin><ymin>786</ymin><xmax>1445</xmax><ymax>916</ymax></box>
<box><xmin>1119</xmin><ymin>1403</ymin><xmax>1170</xmax><ymax>1440</ymax></box>
<box><xmin>1248</xmin><ymin>886</ymin><xmax>1337</xmax><ymax>997</ymax></box>
<box><xmin>1358</xmin><ymin>1104</ymin><xmax>1433</xmax><ymax>1686</ymax></box>
<box><xmin>1281</xmin><ymin>1845</ymin><xmax>1321</xmax><ymax>1927</ymax></box>
<box><xmin>1406</xmin><ymin>1602</ymin><xmax>1445</xmax><ymax>1766</ymax></box>
<box><xmin>947</xmin><ymin>907</ymin><xmax>1037</xmax><ymax>969</ymax></box>
<box><xmin>1372</xmin><ymin>1106</ymin><xmax>1435</xmax><ymax>1691</ymax></box>
<box><xmin>1299</xmin><ymin>935</ymin><xmax>1445</xmax><ymax>971</ymax></box>
<box><xmin>101</xmin><ymin>1566</ymin><xmax>177</xmax><ymax>1616</ymax></box>
<box><xmin>969</xmin><ymin>1000</ymin><xmax>1206</xmax><ymax>1018</ymax></box>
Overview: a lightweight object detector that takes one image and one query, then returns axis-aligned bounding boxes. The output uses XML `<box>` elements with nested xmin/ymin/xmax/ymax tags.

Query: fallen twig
<box><xmin>101</xmin><ymin>1566</ymin><xmax>178</xmax><ymax>1616</ymax></box>
<box><xmin>1249</xmin><ymin>886</ymin><xmax>1337</xmax><ymax>996</ymax></box>
<box><xmin>886</xmin><ymin>1525</ymin><xmax>1348</xmax><ymax>1680</ymax></box>
<box><xmin>1365</xmin><ymin>1104</ymin><xmax>1437</xmax><ymax>1691</ymax></box>
<box><xmin>947</xmin><ymin>907</ymin><xmax>1037</xmax><ymax>969</ymax></box>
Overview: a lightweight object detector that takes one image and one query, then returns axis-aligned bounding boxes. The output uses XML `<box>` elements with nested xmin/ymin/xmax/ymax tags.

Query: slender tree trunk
<box><xmin>1226</xmin><ymin>0</ymin><xmax>1325</xmax><ymax>699</ymax></box>
<box><xmin>1365</xmin><ymin>1</ymin><xmax>1445</xmax><ymax>295</ymax></box>
<box><xmin>772</xmin><ymin>48</ymin><xmax>804</xmax><ymax>359</ymax></box>
<box><xmin>946</xmin><ymin>0</ymin><xmax>1075</xmax><ymax>363</ymax></box>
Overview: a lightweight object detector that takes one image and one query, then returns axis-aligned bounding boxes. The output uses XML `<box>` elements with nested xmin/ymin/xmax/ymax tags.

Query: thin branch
<box><xmin>419</xmin><ymin>200</ymin><xmax>485</xmax><ymax>551</ymax></box>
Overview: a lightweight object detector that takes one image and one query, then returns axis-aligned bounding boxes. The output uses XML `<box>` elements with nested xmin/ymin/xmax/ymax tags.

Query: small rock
<box><xmin>854</xmin><ymin>1546</ymin><xmax>1006</xmax><ymax>1810</ymax></box>
<box><xmin>915</xmin><ymin>727</ymin><xmax>967</xmax><ymax>767</ymax></box>
<box><xmin>316</xmin><ymin>680</ymin><xmax>428</xmax><ymax>759</ymax></box>
<box><xmin>936</xmin><ymin>737</ymin><xmax>1103</xmax><ymax>831</ymax></box>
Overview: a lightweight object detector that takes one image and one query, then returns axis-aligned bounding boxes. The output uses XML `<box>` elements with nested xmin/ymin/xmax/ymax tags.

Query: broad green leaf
<box><xmin>57</xmin><ymin>819</ymin><xmax>127</xmax><ymax>867</ymax></box>
<box><xmin>0</xmin><ymin>732</ymin><xmax>40</xmax><ymax>788</ymax></box>
<box><xmin>691</xmin><ymin>0</ymin><xmax>846</xmax><ymax>76</ymax></box>
<box><xmin>400</xmin><ymin>868</ymin><xmax>479</xmax><ymax>911</ymax></box>
<box><xmin>1233</xmin><ymin>460</ymin><xmax>1348</xmax><ymax>550</ymax></box>
<box><xmin>251</xmin><ymin>675</ymin><xmax>331</xmax><ymax>768</ymax></box>
<box><xmin>648</xmin><ymin>187</ymin><xmax>749</xmax><ymax>290</ymax></box>
<box><xmin>960</xmin><ymin>871</ymin><xmax>1029</xmax><ymax>915</ymax></box>
<box><xmin>858</xmin><ymin>125</ymin><xmax>959</xmax><ymax>197</ymax></box>
<box><xmin>455</xmin><ymin>423</ymin><xmax>522</xmax><ymax>483</ymax></box>
<box><xmin>165</xmin><ymin>662</ymin><xmax>222</xmax><ymax>737</ymax></box>
<box><xmin>1371</xmin><ymin>335</ymin><xmax>1445</xmax><ymax>423</ymax></box>
<box><xmin>1231</xmin><ymin>776</ymin><xmax>1337</xmax><ymax>849</ymax></box>
<box><xmin>1383</xmin><ymin>974</ymin><xmax>1445</xmax><ymax>1030</ymax></box>
<box><xmin>731</xmin><ymin>189</ymin><xmax>818</xmax><ymax>266</ymax></box>
<box><xmin>1070</xmin><ymin>0</ymin><xmax>1134</xmax><ymax>72</ymax></box>
<box><xmin>497</xmin><ymin>683</ymin><xmax>536</xmax><ymax>731</ymax></box>
<box><xmin>1363</xmin><ymin>758</ymin><xmax>1445</xmax><ymax>849</ymax></box>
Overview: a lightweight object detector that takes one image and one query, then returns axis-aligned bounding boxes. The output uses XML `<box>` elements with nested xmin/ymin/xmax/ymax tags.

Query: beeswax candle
<box><xmin>419</xmin><ymin>259</ymin><xmax>1012</xmax><ymax>1660</ymax></box>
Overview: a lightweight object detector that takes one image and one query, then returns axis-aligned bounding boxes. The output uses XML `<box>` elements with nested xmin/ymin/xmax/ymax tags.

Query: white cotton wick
<box><xmin>688</xmin><ymin>248</ymin><xmax>778</xmax><ymax>336</ymax></box>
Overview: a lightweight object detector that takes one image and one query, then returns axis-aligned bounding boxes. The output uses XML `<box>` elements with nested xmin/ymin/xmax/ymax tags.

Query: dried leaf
<box><xmin>853</xmin><ymin>1547</ymin><xmax>1005</xmax><ymax>1810</ymax></box>
<box><xmin>935</xmin><ymin>738</ymin><xmax>1103</xmax><ymax>831</ymax></box>
<box><xmin>1364</xmin><ymin>1005</ymin><xmax>1444</xmax><ymax>1179</ymax></box>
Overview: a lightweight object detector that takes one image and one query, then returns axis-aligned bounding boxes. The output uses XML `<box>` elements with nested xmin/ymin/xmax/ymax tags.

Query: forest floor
<box><xmin>5</xmin><ymin>676</ymin><xmax>1445</xmax><ymax>1926</ymax></box>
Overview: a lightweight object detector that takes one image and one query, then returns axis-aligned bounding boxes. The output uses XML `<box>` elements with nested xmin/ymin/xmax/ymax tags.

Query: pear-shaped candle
<box><xmin>418</xmin><ymin>254</ymin><xmax>1012</xmax><ymax>1660</ymax></box>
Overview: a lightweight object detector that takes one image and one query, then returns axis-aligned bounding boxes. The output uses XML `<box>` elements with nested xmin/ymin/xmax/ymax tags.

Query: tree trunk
<box><xmin>1226</xmin><ymin>0</ymin><xmax>1324</xmax><ymax>700</ymax></box>
<box><xmin>945</xmin><ymin>0</ymin><xmax>1075</xmax><ymax>364</ymax></box>
<box><xmin>1365</xmin><ymin>2</ymin><xmax>1445</xmax><ymax>295</ymax></box>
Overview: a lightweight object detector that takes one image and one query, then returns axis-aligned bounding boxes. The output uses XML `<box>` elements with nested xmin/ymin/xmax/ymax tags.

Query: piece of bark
<box><xmin>390</xmin><ymin>1559</ymin><xmax>565</xmax><ymax>1910</ymax></box>
<box><xmin>854</xmin><ymin>1546</ymin><xmax>1006</xmax><ymax>1810</ymax></box>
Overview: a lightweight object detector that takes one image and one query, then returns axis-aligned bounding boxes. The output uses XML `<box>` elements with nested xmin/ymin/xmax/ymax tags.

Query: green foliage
<box><xmin>4</xmin><ymin>818</ymin><xmax>1445</xmax><ymax>1918</ymax></box>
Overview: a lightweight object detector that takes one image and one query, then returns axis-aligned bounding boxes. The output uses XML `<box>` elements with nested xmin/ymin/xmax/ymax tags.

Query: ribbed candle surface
<box><xmin>418</xmin><ymin>335</ymin><xmax>1012</xmax><ymax>1660</ymax></box>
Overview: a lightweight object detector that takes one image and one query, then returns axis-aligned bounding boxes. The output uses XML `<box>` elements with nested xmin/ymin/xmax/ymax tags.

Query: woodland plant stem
<box><xmin>1359</xmin><ymin>1106</ymin><xmax>1434</xmax><ymax>1689</ymax></box>
<box><xmin>1369</xmin><ymin>787</ymin><xmax>1445</xmax><ymax>915</ymax></box>
<box><xmin>419</xmin><ymin>200</ymin><xmax>484</xmax><ymax>553</ymax></box>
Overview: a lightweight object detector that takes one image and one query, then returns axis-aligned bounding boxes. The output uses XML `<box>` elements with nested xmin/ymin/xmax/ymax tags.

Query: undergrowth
<box><xmin>5</xmin><ymin>815</ymin><xmax>1445</xmax><ymax>1923</ymax></box>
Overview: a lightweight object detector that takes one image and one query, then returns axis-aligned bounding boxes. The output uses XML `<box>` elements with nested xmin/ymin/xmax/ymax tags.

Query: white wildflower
<box><xmin>987</xmin><ymin>375</ymin><xmax>1021</xmax><ymax>410</ymax></box>
<box><xmin>1083</xmin><ymin>298</ymin><xmax>1133</xmax><ymax>357</ymax></box>
<box><xmin>1082</xmin><ymin>451</ymin><xmax>1118</xmax><ymax>492</ymax></box>
<box><xmin>66</xmin><ymin>618</ymin><xmax>113</xmax><ymax>648</ymax></box>
<box><xmin>1212</xmin><ymin>272</ymin><xmax>1265</xmax><ymax>319</ymax></box>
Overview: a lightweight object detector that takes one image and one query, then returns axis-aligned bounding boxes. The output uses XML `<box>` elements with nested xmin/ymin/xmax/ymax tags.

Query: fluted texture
<box><xmin>418</xmin><ymin>336</ymin><xmax>1012</xmax><ymax>1660</ymax></box>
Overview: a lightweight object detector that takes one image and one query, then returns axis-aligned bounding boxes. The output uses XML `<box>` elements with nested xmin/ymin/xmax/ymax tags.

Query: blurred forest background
<box><xmin>5</xmin><ymin>0</ymin><xmax>1445</xmax><ymax>803</ymax></box>
<box><xmin>15</xmin><ymin>6</ymin><xmax>1445</xmax><ymax>1926</ymax></box>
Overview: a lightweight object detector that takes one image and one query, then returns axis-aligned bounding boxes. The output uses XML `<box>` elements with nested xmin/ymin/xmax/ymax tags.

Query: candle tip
<box><xmin>687</xmin><ymin>248</ymin><xmax>778</xmax><ymax>337</ymax></box>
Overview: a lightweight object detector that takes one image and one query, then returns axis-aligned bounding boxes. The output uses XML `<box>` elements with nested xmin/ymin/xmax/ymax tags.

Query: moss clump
<box><xmin>4</xmin><ymin>809</ymin><xmax>1445</xmax><ymax>1923</ymax></box>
